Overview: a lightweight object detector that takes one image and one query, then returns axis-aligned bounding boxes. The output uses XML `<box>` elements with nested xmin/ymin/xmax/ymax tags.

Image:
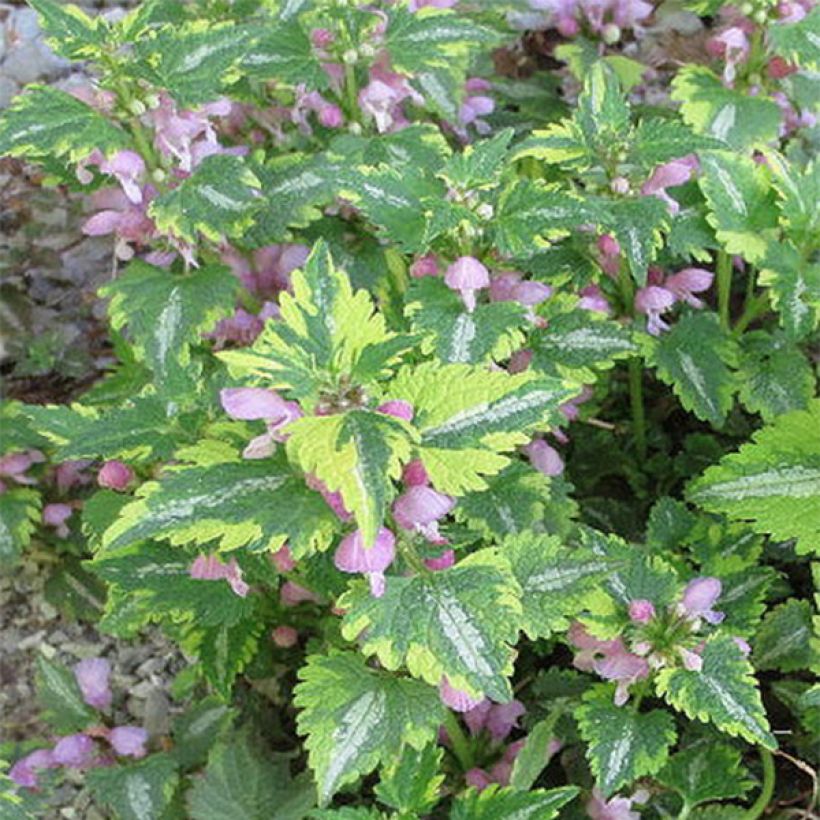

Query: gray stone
<box><xmin>143</xmin><ymin>688</ymin><xmax>171</xmax><ymax>738</ymax></box>
<box><xmin>0</xmin><ymin>76</ymin><xmax>19</xmax><ymax>109</ymax></box>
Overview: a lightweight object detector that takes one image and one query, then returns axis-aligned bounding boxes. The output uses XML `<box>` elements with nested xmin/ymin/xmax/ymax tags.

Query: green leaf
<box><xmin>220</xmin><ymin>241</ymin><xmax>408</xmax><ymax>401</ymax></box>
<box><xmin>655</xmin><ymin>635</ymin><xmax>775</xmax><ymax>748</ymax></box>
<box><xmin>764</xmin><ymin>151</ymin><xmax>820</xmax><ymax>245</ymax></box>
<box><xmin>87</xmin><ymin>754</ymin><xmax>179</xmax><ymax>820</ymax></box>
<box><xmin>511</xmin><ymin>120</ymin><xmax>589</xmax><ymax>169</ymax></box>
<box><xmin>753</xmin><ymin>599</ymin><xmax>818</xmax><ymax>673</ymax></box>
<box><xmin>632</xmin><ymin>117</ymin><xmax>724</xmax><ymax>166</ymax></box>
<box><xmin>188</xmin><ymin>729</ymin><xmax>315</xmax><ymax>820</ymax></box>
<box><xmin>193</xmin><ymin>617</ymin><xmax>264</xmax><ymax>698</ymax></box>
<box><xmin>132</xmin><ymin>23</ymin><xmax>254</xmax><ymax>106</ymax></box>
<box><xmin>657</xmin><ymin>741</ymin><xmax>753</xmax><ymax>808</ymax></box>
<box><xmin>698</xmin><ymin>151</ymin><xmax>778</xmax><ymax>263</ymax></box>
<box><xmin>642</xmin><ymin>312</ymin><xmax>738</xmax><ymax>426</ymax></box>
<box><xmin>768</xmin><ymin>6</ymin><xmax>820</xmax><ymax>69</ymax></box>
<box><xmin>737</xmin><ymin>330</ymin><xmax>815</xmax><ymax>421</ymax></box>
<box><xmin>35</xmin><ymin>656</ymin><xmax>96</xmax><ymax>733</ymax></box>
<box><xmin>576</xmin><ymin>686</ymin><xmax>677</xmax><ymax>797</ymax></box>
<box><xmin>407</xmin><ymin>278</ymin><xmax>525</xmax><ymax>365</ymax></box>
<box><xmin>339</xmin><ymin>548</ymin><xmax>521</xmax><ymax>701</ymax></box>
<box><xmin>286</xmin><ymin>410</ymin><xmax>414</xmax><ymax>547</ymax></box>
<box><xmin>758</xmin><ymin>241</ymin><xmax>820</xmax><ymax>340</ymax></box>
<box><xmin>171</xmin><ymin>697</ymin><xmax>235</xmax><ymax>770</ymax></box>
<box><xmin>295</xmin><ymin>652</ymin><xmax>443</xmax><ymax>806</ymax></box>
<box><xmin>101</xmin><ymin>261</ymin><xmax>237</xmax><ymax>389</ymax></box>
<box><xmin>509</xmin><ymin>714</ymin><xmax>564</xmax><ymax>791</ymax></box>
<box><xmin>242</xmin><ymin>18</ymin><xmax>327</xmax><ymax>87</ymax></box>
<box><xmin>0</xmin><ymin>489</ymin><xmax>40</xmax><ymax>562</ymax></box>
<box><xmin>439</xmin><ymin>129</ymin><xmax>513</xmax><ymax>190</ymax></box>
<box><xmin>102</xmin><ymin>454</ymin><xmax>337</xmax><ymax>558</ymax></box>
<box><xmin>390</xmin><ymin>362</ymin><xmax>578</xmax><ymax>495</ymax></box>
<box><xmin>687</xmin><ymin>400</ymin><xmax>820</xmax><ymax>556</ymax></box>
<box><xmin>671</xmin><ymin>66</ymin><xmax>782</xmax><ymax>149</ymax></box>
<box><xmin>450</xmin><ymin>785</ymin><xmax>579</xmax><ymax>820</ymax></box>
<box><xmin>504</xmin><ymin>533</ymin><xmax>612</xmax><ymax>640</ymax></box>
<box><xmin>28</xmin><ymin>0</ymin><xmax>106</xmax><ymax>60</ymax></box>
<box><xmin>530</xmin><ymin>310</ymin><xmax>636</xmax><ymax>380</ymax></box>
<box><xmin>0</xmin><ymin>85</ymin><xmax>129</xmax><ymax>162</ymax></box>
<box><xmin>575</xmin><ymin>62</ymin><xmax>631</xmax><ymax>152</ymax></box>
<box><xmin>150</xmin><ymin>154</ymin><xmax>261</xmax><ymax>244</ymax></box>
<box><xmin>374</xmin><ymin>744</ymin><xmax>444</xmax><ymax>816</ymax></box>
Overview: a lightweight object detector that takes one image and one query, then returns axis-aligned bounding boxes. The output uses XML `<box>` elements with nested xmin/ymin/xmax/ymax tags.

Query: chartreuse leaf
<box><xmin>503</xmin><ymin>533</ymin><xmax>612</xmax><ymax>640</ymax></box>
<box><xmin>450</xmin><ymin>785</ymin><xmax>579</xmax><ymax>820</ymax></box>
<box><xmin>698</xmin><ymin>151</ymin><xmax>778</xmax><ymax>263</ymax></box>
<box><xmin>0</xmin><ymin>86</ymin><xmax>129</xmax><ymax>162</ymax></box>
<box><xmin>374</xmin><ymin>744</ymin><xmax>444</xmax><ymax>816</ymax></box>
<box><xmin>28</xmin><ymin>0</ymin><xmax>106</xmax><ymax>60</ymax></box>
<box><xmin>188</xmin><ymin>729</ymin><xmax>315</xmax><ymax>820</ymax></box>
<box><xmin>406</xmin><ymin>278</ymin><xmax>525</xmax><ymax>365</ymax></box>
<box><xmin>655</xmin><ymin>635</ymin><xmax>775</xmax><ymax>748</ymax></box>
<box><xmin>87</xmin><ymin>754</ymin><xmax>179</xmax><ymax>820</ymax></box>
<box><xmin>101</xmin><ymin>261</ymin><xmax>237</xmax><ymax>389</ymax></box>
<box><xmin>191</xmin><ymin>617</ymin><xmax>264</xmax><ymax>698</ymax></box>
<box><xmin>768</xmin><ymin>6</ymin><xmax>820</xmax><ymax>69</ymax></box>
<box><xmin>36</xmin><ymin>656</ymin><xmax>96</xmax><ymax>733</ymax></box>
<box><xmin>512</xmin><ymin>119</ymin><xmax>589</xmax><ymax>168</ymax></box>
<box><xmin>242</xmin><ymin>18</ymin><xmax>327</xmax><ymax>88</ymax></box>
<box><xmin>753</xmin><ymin>599</ymin><xmax>819</xmax><ymax>673</ymax></box>
<box><xmin>642</xmin><ymin>312</ymin><xmax>738</xmax><ymax>427</ymax></box>
<box><xmin>220</xmin><ymin>241</ymin><xmax>412</xmax><ymax>401</ymax></box>
<box><xmin>25</xmin><ymin>397</ymin><xmax>189</xmax><ymax>463</ymax></box>
<box><xmin>150</xmin><ymin>154</ymin><xmax>261</xmax><ymax>244</ymax></box>
<box><xmin>688</xmin><ymin>401</ymin><xmax>820</xmax><ymax>556</ymax></box>
<box><xmin>132</xmin><ymin>23</ymin><xmax>254</xmax><ymax>106</ymax></box>
<box><xmin>389</xmin><ymin>362</ymin><xmax>578</xmax><ymax>495</ymax></box>
<box><xmin>576</xmin><ymin>685</ymin><xmax>677</xmax><ymax>797</ymax></box>
<box><xmin>102</xmin><ymin>453</ymin><xmax>337</xmax><ymax>558</ymax></box>
<box><xmin>339</xmin><ymin>549</ymin><xmax>521</xmax><ymax>701</ymax></box>
<box><xmin>295</xmin><ymin>652</ymin><xmax>443</xmax><ymax>807</ymax></box>
<box><xmin>657</xmin><ymin>741</ymin><xmax>753</xmax><ymax>808</ymax></box>
<box><xmin>671</xmin><ymin>66</ymin><xmax>782</xmax><ymax>149</ymax></box>
<box><xmin>0</xmin><ymin>489</ymin><xmax>40</xmax><ymax>562</ymax></box>
<box><xmin>575</xmin><ymin>61</ymin><xmax>631</xmax><ymax>151</ymax></box>
<box><xmin>286</xmin><ymin>410</ymin><xmax>414</xmax><ymax>547</ymax></box>
<box><xmin>529</xmin><ymin>310</ymin><xmax>636</xmax><ymax>380</ymax></box>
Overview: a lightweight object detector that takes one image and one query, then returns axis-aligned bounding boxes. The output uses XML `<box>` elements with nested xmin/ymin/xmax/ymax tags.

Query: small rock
<box><xmin>18</xmin><ymin>630</ymin><xmax>46</xmax><ymax>651</ymax></box>
<box><xmin>130</xmin><ymin>680</ymin><xmax>156</xmax><ymax>699</ymax></box>
<box><xmin>126</xmin><ymin>696</ymin><xmax>146</xmax><ymax>720</ymax></box>
<box><xmin>0</xmin><ymin>77</ymin><xmax>20</xmax><ymax>109</ymax></box>
<box><xmin>143</xmin><ymin>688</ymin><xmax>170</xmax><ymax>738</ymax></box>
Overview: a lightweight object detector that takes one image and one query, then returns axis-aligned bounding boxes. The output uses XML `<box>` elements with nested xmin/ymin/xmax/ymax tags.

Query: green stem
<box><xmin>443</xmin><ymin>711</ymin><xmax>474</xmax><ymax>772</ymax></box>
<box><xmin>743</xmin><ymin>748</ymin><xmax>775</xmax><ymax>820</ymax></box>
<box><xmin>618</xmin><ymin>264</ymin><xmax>647</xmax><ymax>461</ymax></box>
<box><xmin>733</xmin><ymin>292</ymin><xmax>769</xmax><ymax>336</ymax></box>
<box><xmin>344</xmin><ymin>61</ymin><xmax>359</xmax><ymax>123</ymax></box>
<box><xmin>717</xmin><ymin>250</ymin><xmax>732</xmax><ymax>331</ymax></box>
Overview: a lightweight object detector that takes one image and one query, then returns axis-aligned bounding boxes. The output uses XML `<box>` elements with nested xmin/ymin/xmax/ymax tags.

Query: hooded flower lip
<box><xmin>52</xmin><ymin>734</ymin><xmax>95</xmax><ymax>768</ymax></box>
<box><xmin>392</xmin><ymin>486</ymin><xmax>455</xmax><ymax>543</ymax></box>
<box><xmin>334</xmin><ymin>527</ymin><xmax>396</xmax><ymax>597</ymax></box>
<box><xmin>523</xmin><ymin>439</ymin><xmax>564</xmax><ymax>477</ymax></box>
<box><xmin>377</xmin><ymin>400</ymin><xmax>414</xmax><ymax>422</ymax></box>
<box><xmin>108</xmin><ymin>727</ymin><xmax>148</xmax><ymax>759</ymax></box>
<box><xmin>43</xmin><ymin>503</ymin><xmax>74</xmax><ymax>538</ymax></box>
<box><xmin>220</xmin><ymin>387</ymin><xmax>291</xmax><ymax>421</ymax></box>
<box><xmin>439</xmin><ymin>676</ymin><xmax>483</xmax><ymax>712</ymax></box>
<box><xmin>189</xmin><ymin>554</ymin><xmax>250</xmax><ymax>598</ymax></box>
<box><xmin>635</xmin><ymin>285</ymin><xmax>675</xmax><ymax>336</ymax></box>
<box><xmin>444</xmin><ymin>256</ymin><xmax>490</xmax><ymax>312</ymax></box>
<box><xmin>664</xmin><ymin>267</ymin><xmax>713</xmax><ymax>308</ymax></box>
<box><xmin>9</xmin><ymin>749</ymin><xmax>57</xmax><ymax>789</ymax></box>
<box><xmin>680</xmin><ymin>577</ymin><xmax>725</xmax><ymax>624</ymax></box>
<box><xmin>73</xmin><ymin>658</ymin><xmax>112</xmax><ymax>711</ymax></box>
<box><xmin>641</xmin><ymin>155</ymin><xmax>698</xmax><ymax>215</ymax></box>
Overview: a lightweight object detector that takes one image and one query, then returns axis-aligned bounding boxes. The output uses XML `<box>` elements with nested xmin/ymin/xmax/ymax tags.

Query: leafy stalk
<box><xmin>442</xmin><ymin>710</ymin><xmax>474</xmax><ymax>772</ymax></box>
<box><xmin>618</xmin><ymin>263</ymin><xmax>647</xmax><ymax>460</ymax></box>
<box><xmin>743</xmin><ymin>748</ymin><xmax>776</xmax><ymax>820</ymax></box>
<box><xmin>717</xmin><ymin>250</ymin><xmax>732</xmax><ymax>331</ymax></box>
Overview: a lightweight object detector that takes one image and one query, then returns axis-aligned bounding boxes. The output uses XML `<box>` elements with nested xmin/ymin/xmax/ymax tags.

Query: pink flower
<box><xmin>9</xmin><ymin>749</ymin><xmax>57</xmax><ymax>789</ymax></box>
<box><xmin>189</xmin><ymin>554</ymin><xmax>249</xmax><ymax>598</ymax></box>
<box><xmin>108</xmin><ymin>727</ymin><xmax>148</xmax><ymax>759</ymax></box>
<box><xmin>485</xmin><ymin>700</ymin><xmax>526</xmax><ymax>742</ymax></box>
<box><xmin>358</xmin><ymin>59</ymin><xmax>423</xmax><ymax>133</ymax></box>
<box><xmin>708</xmin><ymin>26</ymin><xmax>750</xmax><ymax>84</ymax></box>
<box><xmin>490</xmin><ymin>273</ymin><xmax>552</xmax><ymax>307</ymax></box>
<box><xmin>82</xmin><ymin>187</ymin><xmax>156</xmax><ymax>261</ymax></box>
<box><xmin>678</xmin><ymin>646</ymin><xmax>703</xmax><ymax>672</ymax></box>
<box><xmin>664</xmin><ymin>268</ymin><xmax>713</xmax><ymax>308</ymax></box>
<box><xmin>55</xmin><ymin>460</ymin><xmax>92</xmax><ymax>493</ymax></box>
<box><xmin>52</xmin><ymin>734</ymin><xmax>95</xmax><ymax>768</ymax></box>
<box><xmin>272</xmin><ymin>625</ymin><xmax>299</xmax><ymax>648</ymax></box>
<box><xmin>465</xmin><ymin>767</ymin><xmax>493</xmax><ymax>790</ymax></box>
<box><xmin>271</xmin><ymin>545</ymin><xmax>295</xmax><ymax>573</ymax></box>
<box><xmin>377</xmin><ymin>400</ymin><xmax>414</xmax><ymax>422</ymax></box>
<box><xmin>97</xmin><ymin>460</ymin><xmax>134</xmax><ymax>492</ymax></box>
<box><xmin>587</xmin><ymin>788</ymin><xmax>643</xmax><ymax>820</ymax></box>
<box><xmin>402</xmin><ymin>459</ymin><xmax>430</xmax><ymax>487</ymax></box>
<box><xmin>425</xmin><ymin>548</ymin><xmax>455</xmax><ymax>571</ymax></box>
<box><xmin>99</xmin><ymin>150</ymin><xmax>146</xmax><ymax>204</ymax></box>
<box><xmin>334</xmin><ymin>527</ymin><xmax>396</xmax><ymax>597</ymax></box>
<box><xmin>0</xmin><ymin>450</ymin><xmax>43</xmax><ymax>487</ymax></box>
<box><xmin>43</xmin><ymin>503</ymin><xmax>73</xmax><ymax>537</ymax></box>
<box><xmin>523</xmin><ymin>439</ymin><xmax>564</xmax><ymax>477</ymax></box>
<box><xmin>280</xmin><ymin>580</ymin><xmax>321</xmax><ymax>607</ymax></box>
<box><xmin>207</xmin><ymin>308</ymin><xmax>264</xmax><ymax>350</ymax></box>
<box><xmin>680</xmin><ymin>577</ymin><xmax>724</xmax><ymax>624</ymax></box>
<box><xmin>628</xmin><ymin>599</ymin><xmax>656</xmax><ymax>624</ymax></box>
<box><xmin>445</xmin><ymin>257</ymin><xmax>490</xmax><ymax>312</ymax></box>
<box><xmin>392</xmin><ymin>486</ymin><xmax>455</xmax><ymax>544</ymax></box>
<box><xmin>410</xmin><ymin>254</ymin><xmax>439</xmax><ymax>278</ymax></box>
<box><xmin>73</xmin><ymin>658</ymin><xmax>112</xmax><ymax>711</ymax></box>
<box><xmin>439</xmin><ymin>677</ymin><xmax>483</xmax><ymax>712</ymax></box>
<box><xmin>220</xmin><ymin>387</ymin><xmax>290</xmax><ymax>421</ymax></box>
<box><xmin>635</xmin><ymin>285</ymin><xmax>675</xmax><ymax>335</ymax></box>
<box><xmin>578</xmin><ymin>285</ymin><xmax>611</xmax><ymax>314</ymax></box>
<box><xmin>459</xmin><ymin>78</ymin><xmax>495</xmax><ymax>135</ymax></box>
<box><xmin>641</xmin><ymin>155</ymin><xmax>698</xmax><ymax>215</ymax></box>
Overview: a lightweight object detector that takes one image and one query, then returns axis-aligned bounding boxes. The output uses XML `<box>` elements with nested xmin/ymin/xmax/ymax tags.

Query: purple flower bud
<box><xmin>334</xmin><ymin>528</ymin><xmax>396</xmax><ymax>597</ymax></box>
<box><xmin>272</xmin><ymin>625</ymin><xmax>299</xmax><ymax>648</ymax></box>
<box><xmin>402</xmin><ymin>459</ymin><xmax>430</xmax><ymax>487</ymax></box>
<box><xmin>280</xmin><ymin>580</ymin><xmax>321</xmax><ymax>607</ymax></box>
<box><xmin>310</xmin><ymin>28</ymin><xmax>334</xmax><ymax>48</ymax></box>
<box><xmin>444</xmin><ymin>257</ymin><xmax>490</xmax><ymax>313</ymax></box>
<box><xmin>680</xmin><ymin>577</ymin><xmax>724</xmax><ymax>624</ymax></box>
<box><xmin>425</xmin><ymin>548</ymin><xmax>455</xmax><ymax>571</ymax></box>
<box><xmin>108</xmin><ymin>727</ymin><xmax>148</xmax><ymax>758</ymax></box>
<box><xmin>377</xmin><ymin>400</ymin><xmax>414</xmax><ymax>422</ymax></box>
<box><xmin>73</xmin><ymin>658</ymin><xmax>112</xmax><ymax>711</ymax></box>
<box><xmin>439</xmin><ymin>677</ymin><xmax>482</xmax><ymax>712</ymax></box>
<box><xmin>53</xmin><ymin>734</ymin><xmax>95</xmax><ymax>768</ymax></box>
<box><xmin>318</xmin><ymin>103</ymin><xmax>344</xmax><ymax>129</ymax></box>
<box><xmin>733</xmin><ymin>637</ymin><xmax>751</xmax><ymax>656</ymax></box>
<box><xmin>578</xmin><ymin>285</ymin><xmax>611</xmax><ymax>315</ymax></box>
<box><xmin>271</xmin><ymin>545</ymin><xmax>295</xmax><ymax>573</ymax></box>
<box><xmin>97</xmin><ymin>460</ymin><xmax>134</xmax><ymax>491</ymax></box>
<box><xmin>628</xmin><ymin>599</ymin><xmax>656</xmax><ymax>624</ymax></box>
<box><xmin>465</xmin><ymin>767</ymin><xmax>492</xmax><ymax>791</ymax></box>
<box><xmin>463</xmin><ymin>699</ymin><xmax>492</xmax><ymax>735</ymax></box>
<box><xmin>220</xmin><ymin>388</ymin><xmax>291</xmax><ymax>422</ymax></box>
<box><xmin>43</xmin><ymin>503</ymin><xmax>73</xmax><ymax>538</ymax></box>
<box><xmin>523</xmin><ymin>439</ymin><xmax>564</xmax><ymax>477</ymax></box>
<box><xmin>597</xmin><ymin>234</ymin><xmax>621</xmax><ymax>258</ymax></box>
<box><xmin>409</xmin><ymin>254</ymin><xmax>439</xmax><ymax>278</ymax></box>
<box><xmin>678</xmin><ymin>647</ymin><xmax>704</xmax><ymax>672</ymax></box>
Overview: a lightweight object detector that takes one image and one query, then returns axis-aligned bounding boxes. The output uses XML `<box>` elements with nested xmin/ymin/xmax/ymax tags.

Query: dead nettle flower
<box><xmin>458</xmin><ymin>77</ymin><xmax>495</xmax><ymax>137</ymax></box>
<box><xmin>54</xmin><ymin>460</ymin><xmax>93</xmax><ymax>494</ymax></box>
<box><xmin>409</xmin><ymin>253</ymin><xmax>440</xmax><ymax>279</ymax></box>
<box><xmin>377</xmin><ymin>400</ymin><xmax>414</xmax><ymax>422</ymax></box>
<box><xmin>634</xmin><ymin>284</ymin><xmax>676</xmax><ymax>336</ymax></box>
<box><xmin>220</xmin><ymin>387</ymin><xmax>303</xmax><ymax>459</ymax></box>
<box><xmin>272</xmin><ymin>625</ymin><xmax>299</xmax><ymax>648</ymax></box>
<box><xmin>489</xmin><ymin>272</ymin><xmax>552</xmax><ymax>320</ymax></box>
<box><xmin>445</xmin><ymin>256</ymin><xmax>490</xmax><ymax>312</ymax></box>
<box><xmin>358</xmin><ymin>56</ymin><xmax>424</xmax><ymax>133</ymax></box>
<box><xmin>280</xmin><ymin>580</ymin><xmax>322</xmax><ymax>607</ymax></box>
<box><xmin>439</xmin><ymin>677</ymin><xmax>483</xmax><ymax>712</ymax></box>
<box><xmin>706</xmin><ymin>26</ymin><xmax>751</xmax><ymax>85</ymax></box>
<box><xmin>271</xmin><ymin>544</ymin><xmax>296</xmax><ymax>573</ymax></box>
<box><xmin>587</xmin><ymin>787</ymin><xmax>649</xmax><ymax>820</ymax></box>
<box><xmin>579</xmin><ymin>284</ymin><xmax>611</xmax><ymax>315</ymax></box>
<box><xmin>678</xmin><ymin>577</ymin><xmax>725</xmax><ymax>626</ymax></box>
<box><xmin>464</xmin><ymin>698</ymin><xmax>526</xmax><ymax>742</ymax></box>
<box><xmin>424</xmin><ymin>548</ymin><xmax>456</xmax><ymax>571</ymax></box>
<box><xmin>82</xmin><ymin>186</ymin><xmax>157</xmax><ymax>261</ymax></box>
<box><xmin>190</xmin><ymin>554</ymin><xmax>250</xmax><ymax>598</ymax></box>
<box><xmin>0</xmin><ymin>450</ymin><xmax>44</xmax><ymax>493</ymax></box>
<box><xmin>8</xmin><ymin>748</ymin><xmax>58</xmax><ymax>789</ymax></box>
<box><xmin>306</xmin><ymin>474</ymin><xmax>352</xmax><ymax>521</ymax></box>
<box><xmin>207</xmin><ymin>303</ymin><xmax>279</xmax><ymax>351</ymax></box>
<box><xmin>628</xmin><ymin>598</ymin><xmax>656</xmax><ymax>625</ymax></box>
<box><xmin>291</xmin><ymin>85</ymin><xmax>345</xmax><ymax>134</ymax></box>
<box><xmin>107</xmin><ymin>727</ymin><xmax>148</xmax><ymax>759</ymax></box>
<box><xmin>73</xmin><ymin>658</ymin><xmax>112</xmax><ymax>711</ymax></box>
<box><xmin>640</xmin><ymin>155</ymin><xmax>699</xmax><ymax>215</ymax></box>
<box><xmin>42</xmin><ymin>503</ymin><xmax>74</xmax><ymax>538</ymax></box>
<box><xmin>97</xmin><ymin>460</ymin><xmax>134</xmax><ymax>492</ymax></box>
<box><xmin>334</xmin><ymin>527</ymin><xmax>396</xmax><ymax>597</ymax></box>
<box><xmin>663</xmin><ymin>268</ymin><xmax>714</xmax><ymax>307</ymax></box>
<box><xmin>392</xmin><ymin>485</ymin><xmax>455</xmax><ymax>544</ymax></box>
<box><xmin>402</xmin><ymin>459</ymin><xmax>430</xmax><ymax>487</ymax></box>
<box><xmin>409</xmin><ymin>0</ymin><xmax>458</xmax><ymax>10</ymax></box>
<box><xmin>523</xmin><ymin>438</ymin><xmax>565</xmax><ymax>477</ymax></box>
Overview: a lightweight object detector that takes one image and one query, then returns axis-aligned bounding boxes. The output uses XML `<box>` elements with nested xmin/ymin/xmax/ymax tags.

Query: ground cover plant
<box><xmin>0</xmin><ymin>0</ymin><xmax>818</xmax><ymax>817</ymax></box>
